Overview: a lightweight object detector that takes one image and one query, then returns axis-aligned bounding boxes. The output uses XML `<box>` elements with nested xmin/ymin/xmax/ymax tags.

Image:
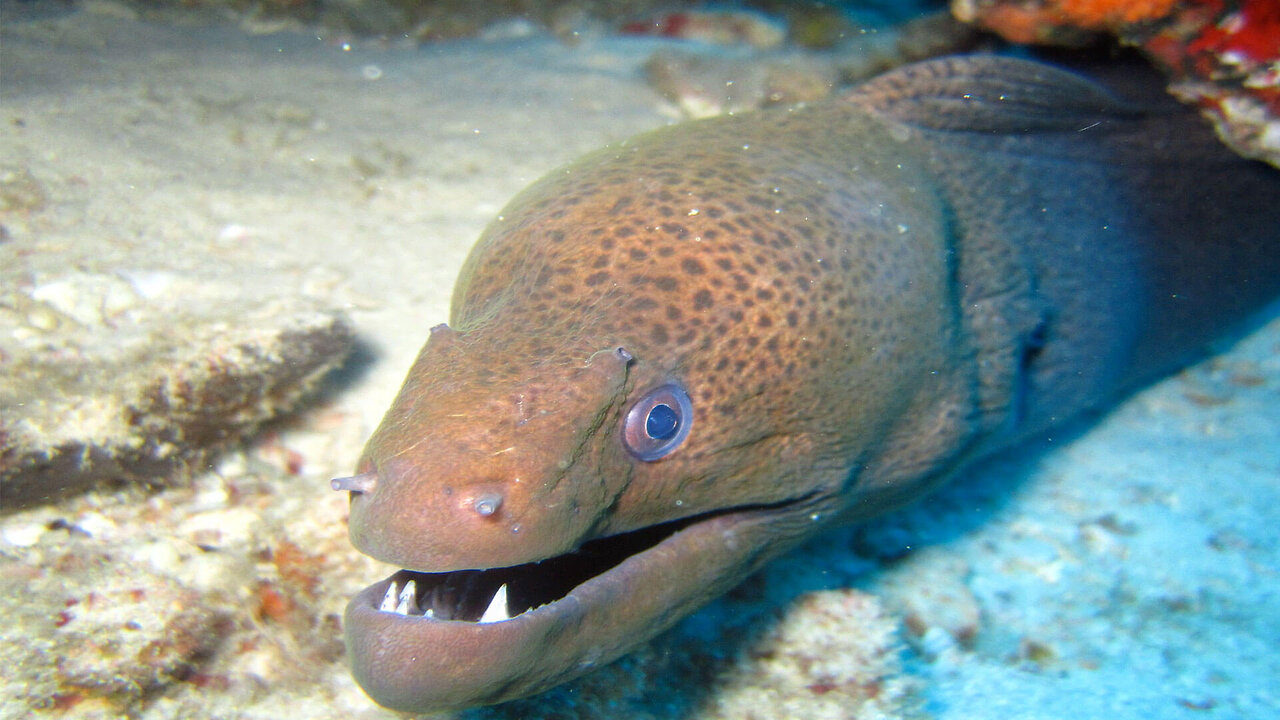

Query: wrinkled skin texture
<box><xmin>340</xmin><ymin>57</ymin><xmax>1280</xmax><ymax>712</ymax></box>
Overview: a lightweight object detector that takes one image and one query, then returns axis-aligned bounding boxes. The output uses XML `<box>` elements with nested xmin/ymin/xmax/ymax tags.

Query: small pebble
<box><xmin>1</xmin><ymin>520</ymin><xmax>46</xmax><ymax>548</ymax></box>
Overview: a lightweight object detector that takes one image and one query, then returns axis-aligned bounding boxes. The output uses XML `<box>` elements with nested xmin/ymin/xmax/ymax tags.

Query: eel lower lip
<box><xmin>344</xmin><ymin>502</ymin><xmax>805</xmax><ymax>712</ymax></box>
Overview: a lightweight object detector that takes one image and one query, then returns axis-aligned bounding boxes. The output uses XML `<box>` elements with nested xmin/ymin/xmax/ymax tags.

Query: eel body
<box><xmin>334</xmin><ymin>56</ymin><xmax>1280</xmax><ymax>712</ymax></box>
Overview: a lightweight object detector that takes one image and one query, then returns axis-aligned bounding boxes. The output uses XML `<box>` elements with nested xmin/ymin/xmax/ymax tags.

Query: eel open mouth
<box><xmin>368</xmin><ymin>510</ymin><xmax>730</xmax><ymax>624</ymax></box>
<box><xmin>344</xmin><ymin>497</ymin><xmax>815</xmax><ymax>712</ymax></box>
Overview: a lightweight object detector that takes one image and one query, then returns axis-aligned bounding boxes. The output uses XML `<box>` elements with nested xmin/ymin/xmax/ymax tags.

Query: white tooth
<box><xmin>478</xmin><ymin>584</ymin><xmax>509</xmax><ymax>624</ymax></box>
<box><xmin>424</xmin><ymin>608</ymin><xmax>434</xmax><ymax>619</ymax></box>
<box><xmin>395</xmin><ymin>580</ymin><xmax>417</xmax><ymax>615</ymax></box>
<box><xmin>380</xmin><ymin>582</ymin><xmax>399</xmax><ymax>612</ymax></box>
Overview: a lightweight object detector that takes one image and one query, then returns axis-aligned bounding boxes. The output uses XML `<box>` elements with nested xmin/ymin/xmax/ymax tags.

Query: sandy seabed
<box><xmin>2</xmin><ymin>5</ymin><xmax>1278</xmax><ymax>719</ymax></box>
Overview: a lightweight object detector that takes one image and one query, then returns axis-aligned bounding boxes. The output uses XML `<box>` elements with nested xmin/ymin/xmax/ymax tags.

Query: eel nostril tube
<box><xmin>331</xmin><ymin>471</ymin><xmax>378</xmax><ymax>494</ymax></box>
<box><xmin>472</xmin><ymin>492</ymin><xmax>503</xmax><ymax>517</ymax></box>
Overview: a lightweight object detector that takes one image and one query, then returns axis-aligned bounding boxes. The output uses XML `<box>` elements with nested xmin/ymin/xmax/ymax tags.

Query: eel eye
<box><xmin>622</xmin><ymin>383</ymin><xmax>693</xmax><ymax>461</ymax></box>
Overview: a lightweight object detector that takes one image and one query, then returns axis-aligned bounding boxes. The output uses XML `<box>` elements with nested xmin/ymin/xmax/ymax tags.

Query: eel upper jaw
<box><xmin>343</xmin><ymin>496</ymin><xmax>817</xmax><ymax>713</ymax></box>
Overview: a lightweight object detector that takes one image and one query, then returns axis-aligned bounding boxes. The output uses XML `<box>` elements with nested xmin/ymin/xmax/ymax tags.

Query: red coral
<box><xmin>1187</xmin><ymin>0</ymin><xmax>1280</xmax><ymax>62</ymax></box>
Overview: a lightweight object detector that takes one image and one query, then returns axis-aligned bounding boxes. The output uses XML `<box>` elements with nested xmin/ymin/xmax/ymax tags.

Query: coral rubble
<box><xmin>0</xmin><ymin>281</ymin><xmax>353</xmax><ymax>508</ymax></box>
<box><xmin>954</xmin><ymin>0</ymin><xmax>1280</xmax><ymax>167</ymax></box>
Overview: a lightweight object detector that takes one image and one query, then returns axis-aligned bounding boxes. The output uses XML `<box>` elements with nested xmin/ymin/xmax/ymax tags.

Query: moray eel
<box><xmin>333</xmin><ymin>56</ymin><xmax>1280</xmax><ymax>712</ymax></box>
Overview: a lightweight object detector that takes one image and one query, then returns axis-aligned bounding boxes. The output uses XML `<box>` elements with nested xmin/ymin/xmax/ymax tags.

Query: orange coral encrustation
<box><xmin>1057</xmin><ymin>0</ymin><xmax>1182</xmax><ymax>27</ymax></box>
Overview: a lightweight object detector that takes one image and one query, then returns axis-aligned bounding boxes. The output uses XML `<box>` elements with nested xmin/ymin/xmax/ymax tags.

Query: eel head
<box><xmin>336</xmin><ymin>322</ymin><xmax>829</xmax><ymax>712</ymax></box>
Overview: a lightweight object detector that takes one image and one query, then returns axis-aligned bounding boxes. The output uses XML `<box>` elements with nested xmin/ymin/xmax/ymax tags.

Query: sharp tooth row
<box><xmin>381</xmin><ymin>580</ymin><xmax>418</xmax><ymax>614</ymax></box>
<box><xmin>378</xmin><ymin>580</ymin><xmax>511</xmax><ymax>623</ymax></box>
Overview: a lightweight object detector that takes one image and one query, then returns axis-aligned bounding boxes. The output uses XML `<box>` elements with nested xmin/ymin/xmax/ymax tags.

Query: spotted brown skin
<box><xmin>337</xmin><ymin>57</ymin><xmax>1280</xmax><ymax>712</ymax></box>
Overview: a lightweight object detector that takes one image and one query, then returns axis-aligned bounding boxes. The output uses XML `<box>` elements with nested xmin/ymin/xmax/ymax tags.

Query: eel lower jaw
<box><xmin>344</xmin><ymin>497</ymin><xmax>816</xmax><ymax>712</ymax></box>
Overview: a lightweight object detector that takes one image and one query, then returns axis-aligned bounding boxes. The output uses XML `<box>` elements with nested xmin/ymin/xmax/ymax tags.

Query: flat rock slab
<box><xmin>0</xmin><ymin>269</ymin><xmax>353</xmax><ymax>507</ymax></box>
